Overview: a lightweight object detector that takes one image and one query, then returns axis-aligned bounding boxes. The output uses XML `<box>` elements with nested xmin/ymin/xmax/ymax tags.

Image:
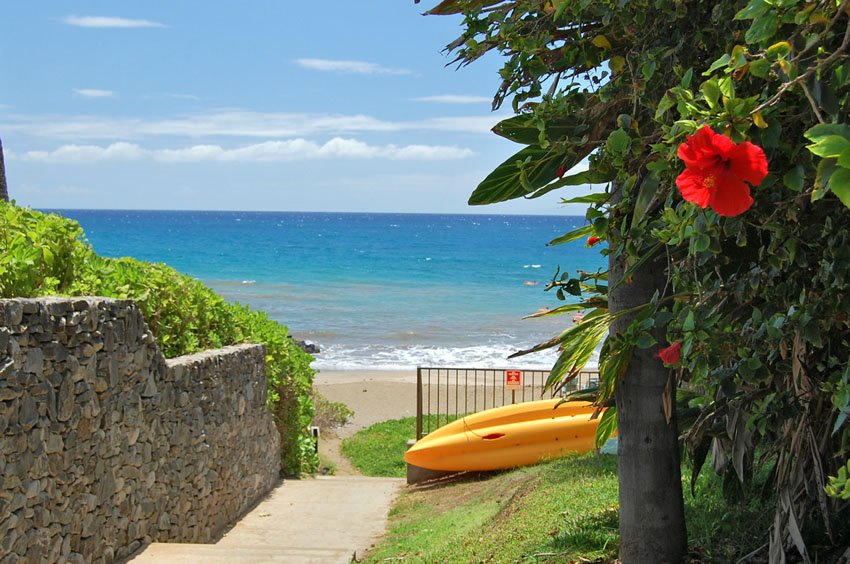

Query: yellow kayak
<box><xmin>405</xmin><ymin>399</ymin><xmax>604</xmax><ymax>472</ymax></box>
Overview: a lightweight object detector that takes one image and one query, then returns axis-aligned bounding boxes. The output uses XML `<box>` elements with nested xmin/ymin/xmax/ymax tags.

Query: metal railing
<box><xmin>415</xmin><ymin>366</ymin><xmax>600</xmax><ymax>439</ymax></box>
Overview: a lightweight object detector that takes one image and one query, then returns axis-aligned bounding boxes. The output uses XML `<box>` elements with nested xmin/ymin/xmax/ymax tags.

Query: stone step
<box><xmin>129</xmin><ymin>543</ymin><xmax>354</xmax><ymax>563</ymax></box>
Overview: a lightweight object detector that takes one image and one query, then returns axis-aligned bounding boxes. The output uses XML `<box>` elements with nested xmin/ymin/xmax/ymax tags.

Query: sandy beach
<box><xmin>312</xmin><ymin>368</ymin><xmax>590</xmax><ymax>474</ymax></box>
<box><xmin>314</xmin><ymin>370</ymin><xmax>418</xmax><ymax>438</ymax></box>
<box><xmin>312</xmin><ymin>370</ymin><xmax>417</xmax><ymax>475</ymax></box>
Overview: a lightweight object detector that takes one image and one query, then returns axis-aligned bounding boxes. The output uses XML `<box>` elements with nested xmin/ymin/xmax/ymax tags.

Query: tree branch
<box><xmin>752</xmin><ymin>13</ymin><xmax>850</xmax><ymax>115</ymax></box>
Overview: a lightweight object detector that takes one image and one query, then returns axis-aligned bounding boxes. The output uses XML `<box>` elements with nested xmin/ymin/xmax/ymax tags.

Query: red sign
<box><xmin>505</xmin><ymin>370</ymin><xmax>522</xmax><ymax>390</ymax></box>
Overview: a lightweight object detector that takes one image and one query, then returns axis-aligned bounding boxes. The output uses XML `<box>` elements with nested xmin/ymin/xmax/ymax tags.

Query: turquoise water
<box><xmin>50</xmin><ymin>210</ymin><xmax>605</xmax><ymax>370</ymax></box>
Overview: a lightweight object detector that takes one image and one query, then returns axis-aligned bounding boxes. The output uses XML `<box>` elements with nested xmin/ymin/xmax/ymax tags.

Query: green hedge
<box><xmin>0</xmin><ymin>202</ymin><xmax>317</xmax><ymax>475</ymax></box>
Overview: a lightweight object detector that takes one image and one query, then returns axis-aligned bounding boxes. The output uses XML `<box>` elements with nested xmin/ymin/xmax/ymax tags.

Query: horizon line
<box><xmin>37</xmin><ymin>207</ymin><xmax>586</xmax><ymax>218</ymax></box>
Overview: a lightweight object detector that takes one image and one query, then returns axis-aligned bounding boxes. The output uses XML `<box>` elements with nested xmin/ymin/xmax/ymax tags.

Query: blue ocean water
<box><xmin>49</xmin><ymin>210</ymin><xmax>605</xmax><ymax>370</ymax></box>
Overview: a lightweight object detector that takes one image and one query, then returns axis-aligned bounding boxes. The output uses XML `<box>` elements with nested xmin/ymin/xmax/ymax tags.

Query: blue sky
<box><xmin>0</xmin><ymin>1</ymin><xmax>593</xmax><ymax>214</ymax></box>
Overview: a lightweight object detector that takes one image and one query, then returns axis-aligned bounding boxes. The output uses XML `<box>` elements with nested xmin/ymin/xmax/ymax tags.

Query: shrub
<box><xmin>311</xmin><ymin>391</ymin><xmax>354</xmax><ymax>430</ymax></box>
<box><xmin>0</xmin><ymin>202</ymin><xmax>316</xmax><ymax>475</ymax></box>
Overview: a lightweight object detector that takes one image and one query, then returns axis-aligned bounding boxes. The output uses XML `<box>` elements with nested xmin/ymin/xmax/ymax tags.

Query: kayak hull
<box><xmin>405</xmin><ymin>399</ymin><xmax>603</xmax><ymax>472</ymax></box>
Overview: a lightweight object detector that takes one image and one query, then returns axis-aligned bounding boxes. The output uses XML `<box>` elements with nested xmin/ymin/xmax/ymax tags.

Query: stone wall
<box><xmin>0</xmin><ymin>298</ymin><xmax>281</xmax><ymax>563</ymax></box>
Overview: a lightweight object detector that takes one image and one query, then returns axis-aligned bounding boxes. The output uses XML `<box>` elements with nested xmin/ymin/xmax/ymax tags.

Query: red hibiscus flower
<box><xmin>675</xmin><ymin>126</ymin><xmax>768</xmax><ymax>217</ymax></box>
<box><xmin>586</xmin><ymin>236</ymin><xmax>602</xmax><ymax>247</ymax></box>
<box><xmin>656</xmin><ymin>342</ymin><xmax>682</xmax><ymax>365</ymax></box>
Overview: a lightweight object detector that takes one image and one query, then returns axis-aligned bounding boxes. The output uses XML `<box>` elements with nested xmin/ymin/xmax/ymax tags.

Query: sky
<box><xmin>0</xmin><ymin>1</ymin><xmax>594</xmax><ymax>214</ymax></box>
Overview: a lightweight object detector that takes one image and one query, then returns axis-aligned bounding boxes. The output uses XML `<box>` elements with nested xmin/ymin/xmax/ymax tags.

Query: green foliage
<box><xmin>427</xmin><ymin>0</ymin><xmax>850</xmax><ymax>556</ymax></box>
<box><xmin>0</xmin><ymin>202</ymin><xmax>90</xmax><ymax>296</ymax></box>
<box><xmin>311</xmin><ymin>391</ymin><xmax>354</xmax><ymax>430</ymax></box>
<box><xmin>825</xmin><ymin>459</ymin><xmax>850</xmax><ymax>500</ymax></box>
<box><xmin>0</xmin><ymin>202</ymin><xmax>317</xmax><ymax>476</ymax></box>
<box><xmin>805</xmin><ymin>123</ymin><xmax>850</xmax><ymax>206</ymax></box>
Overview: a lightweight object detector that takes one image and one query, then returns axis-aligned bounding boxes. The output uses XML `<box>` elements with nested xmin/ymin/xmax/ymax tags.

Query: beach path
<box><xmin>129</xmin><ymin>475</ymin><xmax>403</xmax><ymax>563</ymax></box>
<box><xmin>132</xmin><ymin>370</ymin><xmax>414</xmax><ymax>562</ymax></box>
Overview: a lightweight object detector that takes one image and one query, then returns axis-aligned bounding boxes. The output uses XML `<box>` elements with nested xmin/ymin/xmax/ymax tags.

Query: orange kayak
<box><xmin>405</xmin><ymin>399</ymin><xmax>604</xmax><ymax>472</ymax></box>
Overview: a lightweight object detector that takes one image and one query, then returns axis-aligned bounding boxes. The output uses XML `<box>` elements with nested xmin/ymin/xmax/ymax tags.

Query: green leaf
<box><xmin>524</xmin><ymin>302</ymin><xmax>590</xmax><ymax>319</ymax></box>
<box><xmin>813</xmin><ymin>158</ymin><xmax>838</xmax><ymax>201</ymax></box>
<box><xmin>554</xmin><ymin>167</ymin><xmax>616</xmax><ymax>188</ymax></box>
<box><xmin>595</xmin><ymin>406</ymin><xmax>618</xmax><ymax>449</ymax></box>
<box><xmin>548</xmin><ymin>224</ymin><xmax>593</xmax><ymax>246</ymax></box>
<box><xmin>521</xmin><ymin>167</ymin><xmax>617</xmax><ymax>202</ymax></box>
<box><xmin>718</xmin><ymin>76</ymin><xmax>734</xmax><ymax>98</ymax></box>
<box><xmin>607</xmin><ymin>128</ymin><xmax>631</xmax><ymax>155</ymax></box>
<box><xmin>631</xmin><ymin>172</ymin><xmax>659</xmax><ymax>230</ymax></box>
<box><xmin>560</xmin><ymin>193</ymin><xmax>608</xmax><ymax>205</ymax></box>
<box><xmin>830</xmin><ymin>168</ymin><xmax>850</xmax><ymax>208</ymax></box>
<box><xmin>635</xmin><ymin>332</ymin><xmax>657</xmax><ymax>349</ymax></box>
<box><xmin>683</xmin><ymin>311</ymin><xmax>695</xmax><ymax>331</ymax></box>
<box><xmin>510</xmin><ymin>309</ymin><xmax>611</xmax><ymax>391</ymax></box>
<box><xmin>700</xmin><ymin>79</ymin><xmax>721</xmax><ymax>110</ymax></box>
<box><xmin>681</xmin><ymin>68</ymin><xmax>694</xmax><ymax>89</ymax></box>
<box><xmin>655</xmin><ymin>90</ymin><xmax>677</xmax><ymax>119</ymax></box>
<box><xmin>641</xmin><ymin>60</ymin><xmax>657</xmax><ymax>82</ymax></box>
<box><xmin>804</xmin><ymin>123</ymin><xmax>850</xmax><ymax>142</ymax></box>
<box><xmin>783</xmin><ymin>165</ymin><xmax>806</xmax><ymax>192</ymax></box>
<box><xmin>468</xmin><ymin>145</ymin><xmax>562</xmax><ymax>205</ymax></box>
<box><xmin>42</xmin><ymin>247</ymin><xmax>55</xmax><ymax>267</ymax></box>
<box><xmin>491</xmin><ymin>114</ymin><xmax>539</xmax><ymax>145</ymax></box>
<box><xmin>735</xmin><ymin>0</ymin><xmax>771</xmax><ymax>20</ymax></box>
<box><xmin>745</xmin><ymin>11</ymin><xmax>779</xmax><ymax>44</ymax></box>
<box><xmin>693</xmin><ymin>233</ymin><xmax>711</xmax><ymax>252</ymax></box>
<box><xmin>807</xmin><ymin>135</ymin><xmax>850</xmax><ymax>158</ymax></box>
<box><xmin>749</xmin><ymin>58</ymin><xmax>771</xmax><ymax>78</ymax></box>
<box><xmin>766</xmin><ymin>41</ymin><xmax>792</xmax><ymax>60</ymax></box>
<box><xmin>703</xmin><ymin>54</ymin><xmax>731</xmax><ymax>76</ymax></box>
<box><xmin>839</xmin><ymin>149</ymin><xmax>850</xmax><ymax>169</ymax></box>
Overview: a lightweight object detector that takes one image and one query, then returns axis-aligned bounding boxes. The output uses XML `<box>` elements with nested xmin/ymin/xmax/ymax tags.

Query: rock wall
<box><xmin>0</xmin><ymin>298</ymin><xmax>281</xmax><ymax>563</ymax></box>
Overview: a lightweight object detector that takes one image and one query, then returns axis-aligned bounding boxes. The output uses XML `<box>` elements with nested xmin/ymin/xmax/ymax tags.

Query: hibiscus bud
<box><xmin>656</xmin><ymin>342</ymin><xmax>682</xmax><ymax>365</ymax></box>
<box><xmin>586</xmin><ymin>236</ymin><xmax>602</xmax><ymax>247</ymax></box>
<box><xmin>556</xmin><ymin>164</ymin><xmax>567</xmax><ymax>178</ymax></box>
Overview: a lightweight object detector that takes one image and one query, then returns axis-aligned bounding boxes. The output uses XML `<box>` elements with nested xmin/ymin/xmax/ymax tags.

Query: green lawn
<box><xmin>342</xmin><ymin>416</ymin><xmax>775</xmax><ymax>562</ymax></box>
<box><xmin>341</xmin><ymin>415</ymin><xmax>457</xmax><ymax>477</ymax></box>
<box><xmin>365</xmin><ymin>454</ymin><xmax>620</xmax><ymax>563</ymax></box>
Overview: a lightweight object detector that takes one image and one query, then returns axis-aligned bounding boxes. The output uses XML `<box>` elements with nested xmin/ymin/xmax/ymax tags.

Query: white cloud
<box><xmin>12</xmin><ymin>139</ymin><xmax>474</xmax><ymax>163</ymax></box>
<box><xmin>16</xmin><ymin>142</ymin><xmax>145</xmax><ymax>163</ymax></box>
<box><xmin>167</xmin><ymin>93</ymin><xmax>199</xmax><ymax>100</ymax></box>
<box><xmin>1</xmin><ymin>110</ymin><xmax>506</xmax><ymax>140</ymax></box>
<box><xmin>295</xmin><ymin>58</ymin><xmax>411</xmax><ymax>75</ymax></box>
<box><xmin>61</xmin><ymin>15</ymin><xmax>165</xmax><ymax>29</ymax></box>
<box><xmin>73</xmin><ymin>89</ymin><xmax>116</xmax><ymax>99</ymax></box>
<box><xmin>413</xmin><ymin>95</ymin><xmax>492</xmax><ymax>104</ymax></box>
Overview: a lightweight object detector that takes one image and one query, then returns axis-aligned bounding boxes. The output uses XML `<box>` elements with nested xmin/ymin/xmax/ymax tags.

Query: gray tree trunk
<box><xmin>0</xmin><ymin>137</ymin><xmax>8</xmax><ymax>202</ymax></box>
<box><xmin>609</xmin><ymin>184</ymin><xmax>687</xmax><ymax>563</ymax></box>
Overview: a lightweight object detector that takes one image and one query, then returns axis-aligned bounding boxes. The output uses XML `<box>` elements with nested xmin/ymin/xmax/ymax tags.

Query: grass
<box><xmin>365</xmin><ymin>454</ymin><xmax>620</xmax><ymax>563</ymax></box>
<box><xmin>345</xmin><ymin>416</ymin><xmax>779</xmax><ymax>562</ymax></box>
<box><xmin>341</xmin><ymin>415</ymin><xmax>458</xmax><ymax>477</ymax></box>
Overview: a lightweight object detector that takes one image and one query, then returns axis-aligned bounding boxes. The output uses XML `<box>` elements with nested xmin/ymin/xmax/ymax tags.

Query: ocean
<box><xmin>49</xmin><ymin>210</ymin><xmax>605</xmax><ymax>371</ymax></box>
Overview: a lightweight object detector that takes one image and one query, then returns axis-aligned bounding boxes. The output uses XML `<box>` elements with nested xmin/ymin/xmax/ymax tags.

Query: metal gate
<box><xmin>415</xmin><ymin>366</ymin><xmax>600</xmax><ymax>439</ymax></box>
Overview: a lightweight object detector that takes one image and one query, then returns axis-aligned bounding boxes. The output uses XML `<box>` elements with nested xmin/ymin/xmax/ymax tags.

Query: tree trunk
<box><xmin>0</xmin><ymin>136</ymin><xmax>8</xmax><ymax>202</ymax></box>
<box><xmin>609</xmin><ymin>184</ymin><xmax>687</xmax><ymax>563</ymax></box>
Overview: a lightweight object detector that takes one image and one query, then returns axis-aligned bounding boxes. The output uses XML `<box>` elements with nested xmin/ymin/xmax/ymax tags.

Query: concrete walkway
<box><xmin>130</xmin><ymin>476</ymin><xmax>404</xmax><ymax>563</ymax></box>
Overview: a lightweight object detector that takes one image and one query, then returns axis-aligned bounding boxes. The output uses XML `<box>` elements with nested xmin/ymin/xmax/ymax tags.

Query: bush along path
<box><xmin>0</xmin><ymin>203</ymin><xmax>317</xmax><ymax>475</ymax></box>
